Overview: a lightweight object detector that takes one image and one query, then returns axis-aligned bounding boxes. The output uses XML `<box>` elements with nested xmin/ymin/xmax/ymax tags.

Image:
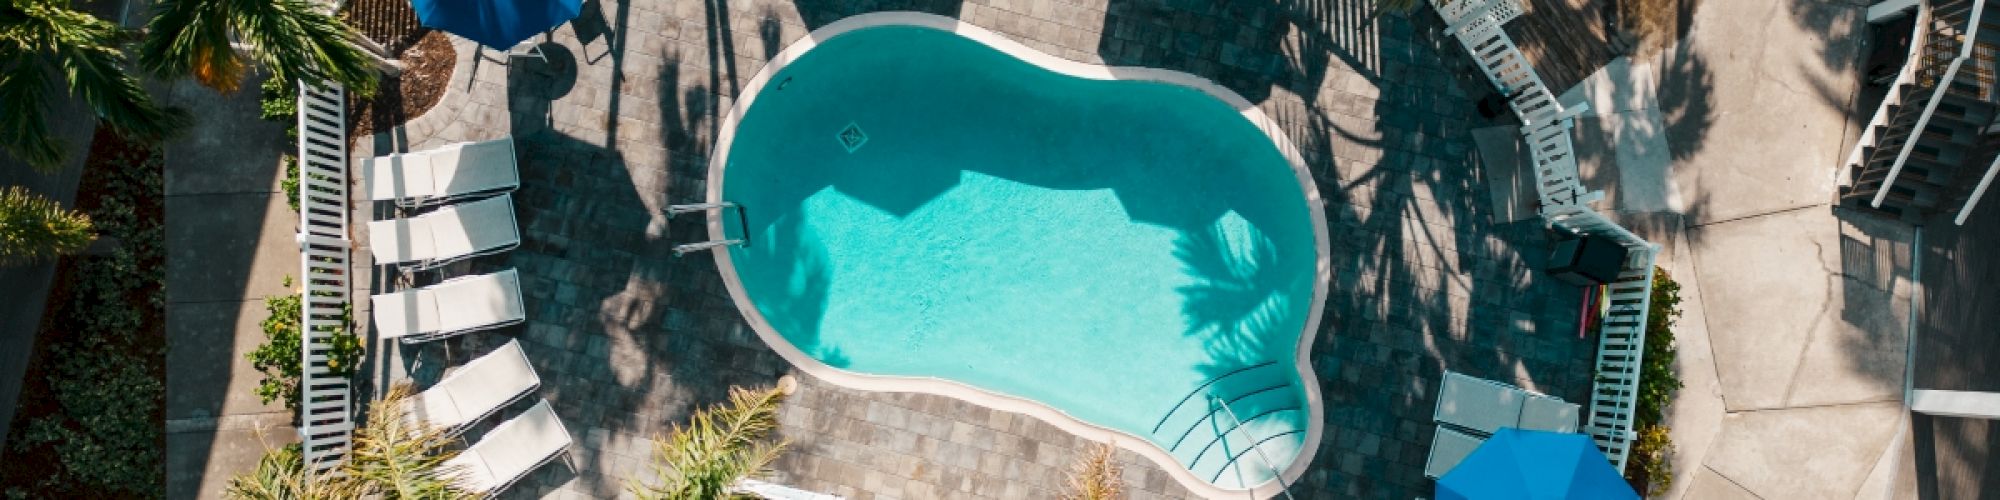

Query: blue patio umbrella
<box><xmin>410</xmin><ymin>0</ymin><xmax>584</xmax><ymax>48</ymax></box>
<box><xmin>1437</xmin><ymin>428</ymin><xmax>1639</xmax><ymax>500</ymax></box>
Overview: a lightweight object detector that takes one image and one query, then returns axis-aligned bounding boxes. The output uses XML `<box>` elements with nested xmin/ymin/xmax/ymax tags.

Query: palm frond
<box><xmin>224</xmin><ymin>442</ymin><xmax>364</xmax><ymax>500</ymax></box>
<box><xmin>140</xmin><ymin>0</ymin><xmax>379</xmax><ymax>95</ymax></box>
<box><xmin>0</xmin><ymin>186</ymin><xmax>94</xmax><ymax>266</ymax></box>
<box><xmin>630</xmin><ymin>385</ymin><xmax>790</xmax><ymax>500</ymax></box>
<box><xmin>0</xmin><ymin>60</ymin><xmax>64</xmax><ymax>172</ymax></box>
<box><xmin>1063</xmin><ymin>443</ymin><xmax>1123</xmax><ymax>500</ymax></box>
<box><xmin>343</xmin><ymin>382</ymin><xmax>476</xmax><ymax>499</ymax></box>
<box><xmin>0</xmin><ymin>0</ymin><xmax>184</xmax><ymax>171</ymax></box>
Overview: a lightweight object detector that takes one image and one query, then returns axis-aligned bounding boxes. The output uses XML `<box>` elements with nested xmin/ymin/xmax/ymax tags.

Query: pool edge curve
<box><xmin>704</xmin><ymin>12</ymin><xmax>1331</xmax><ymax>499</ymax></box>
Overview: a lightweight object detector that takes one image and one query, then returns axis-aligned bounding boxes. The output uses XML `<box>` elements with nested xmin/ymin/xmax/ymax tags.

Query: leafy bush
<box><xmin>0</xmin><ymin>186</ymin><xmax>95</xmax><ymax>266</ymax></box>
<box><xmin>260</xmin><ymin>76</ymin><xmax>299</xmax><ymax>141</ymax></box>
<box><xmin>248</xmin><ymin>276</ymin><xmax>361</xmax><ymax>416</ymax></box>
<box><xmin>17</xmin><ymin>337</ymin><xmax>164</xmax><ymax>496</ymax></box>
<box><xmin>1631</xmin><ymin>424</ymin><xmax>1675</xmax><ymax>497</ymax></box>
<box><xmin>1636</xmin><ymin>267</ymin><xmax>1684</xmax><ymax>427</ymax></box>
<box><xmin>6</xmin><ymin>132</ymin><xmax>166</xmax><ymax>497</ymax></box>
<box><xmin>280</xmin><ymin>155</ymin><xmax>300</xmax><ymax>212</ymax></box>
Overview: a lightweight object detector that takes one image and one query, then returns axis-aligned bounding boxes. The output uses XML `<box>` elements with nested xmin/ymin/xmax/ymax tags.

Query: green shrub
<box><xmin>0</xmin><ymin>186</ymin><xmax>95</xmax><ymax>266</ymax></box>
<box><xmin>1631</xmin><ymin>424</ymin><xmax>1674</xmax><ymax>496</ymax></box>
<box><xmin>17</xmin><ymin>337</ymin><xmax>163</xmax><ymax>496</ymax></box>
<box><xmin>281</xmin><ymin>155</ymin><xmax>300</xmax><ymax>212</ymax></box>
<box><xmin>7</xmin><ymin>135</ymin><xmax>166</xmax><ymax>497</ymax></box>
<box><xmin>260</xmin><ymin>76</ymin><xmax>299</xmax><ymax>141</ymax></box>
<box><xmin>1636</xmin><ymin>267</ymin><xmax>1684</xmax><ymax>427</ymax></box>
<box><xmin>249</xmin><ymin>276</ymin><xmax>361</xmax><ymax>416</ymax></box>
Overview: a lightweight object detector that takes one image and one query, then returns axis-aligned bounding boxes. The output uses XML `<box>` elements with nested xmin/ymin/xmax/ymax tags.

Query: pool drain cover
<box><xmin>837</xmin><ymin>122</ymin><xmax>868</xmax><ymax>153</ymax></box>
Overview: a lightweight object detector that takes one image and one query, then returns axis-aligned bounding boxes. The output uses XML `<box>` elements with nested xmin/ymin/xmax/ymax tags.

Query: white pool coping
<box><xmin>704</xmin><ymin>12</ymin><xmax>1331</xmax><ymax>499</ymax></box>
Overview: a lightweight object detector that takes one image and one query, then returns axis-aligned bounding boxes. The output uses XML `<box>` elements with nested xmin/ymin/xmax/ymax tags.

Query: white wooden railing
<box><xmin>1542</xmin><ymin>206</ymin><xmax>1660</xmax><ymax>470</ymax></box>
<box><xmin>1877</xmin><ymin>0</ymin><xmax>1986</xmax><ymax>209</ymax></box>
<box><xmin>295</xmin><ymin>79</ymin><xmax>355</xmax><ymax>474</ymax></box>
<box><xmin>1841</xmin><ymin>3</ymin><xmax>1934</xmax><ymax>189</ymax></box>
<box><xmin>1431</xmin><ymin>0</ymin><xmax>1658</xmax><ymax>472</ymax></box>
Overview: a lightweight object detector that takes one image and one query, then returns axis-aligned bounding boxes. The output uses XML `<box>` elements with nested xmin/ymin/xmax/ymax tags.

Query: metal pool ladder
<box><xmin>1214</xmin><ymin>396</ymin><xmax>1297</xmax><ymax>500</ymax></box>
<box><xmin>668</xmin><ymin>201</ymin><xmax>751</xmax><ymax>255</ymax></box>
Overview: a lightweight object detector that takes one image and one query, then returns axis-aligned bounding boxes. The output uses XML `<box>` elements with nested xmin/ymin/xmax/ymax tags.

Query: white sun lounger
<box><xmin>368</xmin><ymin>194</ymin><xmax>519</xmax><ymax>270</ymax></box>
<box><xmin>1424</xmin><ymin>426</ymin><xmax>1486</xmax><ymax>479</ymax></box>
<box><xmin>371</xmin><ymin>269</ymin><xmax>525</xmax><ymax>343</ymax></box>
<box><xmin>1434</xmin><ymin>371</ymin><xmax>1580</xmax><ymax>434</ymax></box>
<box><xmin>364</xmin><ymin>138</ymin><xmax>519</xmax><ymax>207</ymax></box>
<box><xmin>401</xmin><ymin>339</ymin><xmax>539</xmax><ymax>436</ymax></box>
<box><xmin>445</xmin><ymin>399</ymin><xmax>573</xmax><ymax>497</ymax></box>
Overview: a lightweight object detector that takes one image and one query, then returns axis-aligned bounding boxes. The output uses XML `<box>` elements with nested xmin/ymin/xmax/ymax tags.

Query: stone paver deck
<box><xmin>352</xmin><ymin>1</ymin><xmax>1595</xmax><ymax>499</ymax></box>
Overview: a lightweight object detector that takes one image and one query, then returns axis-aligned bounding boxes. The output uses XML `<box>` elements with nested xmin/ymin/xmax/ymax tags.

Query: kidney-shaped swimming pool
<box><xmin>706</xmin><ymin>13</ymin><xmax>1329</xmax><ymax>497</ymax></box>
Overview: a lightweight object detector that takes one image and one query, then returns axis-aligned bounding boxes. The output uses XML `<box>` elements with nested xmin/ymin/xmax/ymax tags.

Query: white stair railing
<box><xmin>1876</xmin><ymin>0</ymin><xmax>1988</xmax><ymax>209</ymax></box>
<box><xmin>1841</xmin><ymin>3</ymin><xmax>1934</xmax><ymax>188</ymax></box>
<box><xmin>1431</xmin><ymin>0</ymin><xmax>1659</xmax><ymax>472</ymax></box>
<box><xmin>295</xmin><ymin>79</ymin><xmax>355</xmax><ymax>474</ymax></box>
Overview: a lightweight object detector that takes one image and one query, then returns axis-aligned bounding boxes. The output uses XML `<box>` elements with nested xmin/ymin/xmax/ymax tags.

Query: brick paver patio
<box><xmin>352</xmin><ymin>1</ymin><xmax>1596</xmax><ymax>498</ymax></box>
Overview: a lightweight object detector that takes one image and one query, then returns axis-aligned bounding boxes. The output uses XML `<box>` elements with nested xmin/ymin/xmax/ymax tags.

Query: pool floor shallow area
<box><xmin>713</xmin><ymin>20</ymin><xmax>1325</xmax><ymax>493</ymax></box>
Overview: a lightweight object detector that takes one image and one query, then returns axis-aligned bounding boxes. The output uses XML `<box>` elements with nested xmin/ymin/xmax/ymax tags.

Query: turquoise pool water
<box><xmin>719</xmin><ymin>24</ymin><xmax>1320</xmax><ymax>487</ymax></box>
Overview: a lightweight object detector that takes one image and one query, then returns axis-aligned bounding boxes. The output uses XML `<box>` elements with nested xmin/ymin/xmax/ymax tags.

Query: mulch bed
<box><xmin>0</xmin><ymin>127</ymin><xmax>166</xmax><ymax>498</ymax></box>
<box><xmin>347</xmin><ymin>29</ymin><xmax>456</xmax><ymax>140</ymax></box>
<box><xmin>344</xmin><ymin>0</ymin><xmax>426</xmax><ymax>54</ymax></box>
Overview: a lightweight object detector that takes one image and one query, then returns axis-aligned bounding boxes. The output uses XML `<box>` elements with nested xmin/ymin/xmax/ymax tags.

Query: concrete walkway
<box><xmin>160</xmin><ymin>74</ymin><xmax>300</xmax><ymax>500</ymax></box>
<box><xmin>1555</xmin><ymin>1</ymin><xmax>1923</xmax><ymax>498</ymax></box>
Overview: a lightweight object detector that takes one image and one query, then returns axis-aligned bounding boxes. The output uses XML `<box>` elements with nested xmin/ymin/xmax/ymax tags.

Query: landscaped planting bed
<box><xmin>1</xmin><ymin>128</ymin><xmax>166</xmax><ymax>499</ymax></box>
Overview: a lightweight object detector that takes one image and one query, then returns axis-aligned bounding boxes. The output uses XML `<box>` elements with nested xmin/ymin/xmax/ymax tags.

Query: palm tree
<box><xmin>1063</xmin><ymin>442</ymin><xmax>1124</xmax><ymax>500</ymax></box>
<box><xmin>0</xmin><ymin>186</ymin><xmax>94</xmax><ymax>267</ymax></box>
<box><xmin>0</xmin><ymin>1</ymin><xmax>188</xmax><ymax>172</ymax></box>
<box><xmin>630</xmin><ymin>385</ymin><xmax>789</xmax><ymax>500</ymax></box>
<box><xmin>225</xmin><ymin>382</ymin><xmax>473</xmax><ymax>500</ymax></box>
<box><xmin>224</xmin><ymin>442</ymin><xmax>362</xmax><ymax>500</ymax></box>
<box><xmin>139</xmin><ymin>0</ymin><xmax>383</xmax><ymax>96</ymax></box>
<box><xmin>343</xmin><ymin>382</ymin><xmax>475</xmax><ymax>499</ymax></box>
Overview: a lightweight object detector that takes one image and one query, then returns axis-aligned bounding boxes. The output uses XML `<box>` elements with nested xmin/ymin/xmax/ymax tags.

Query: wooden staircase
<box><xmin>1842</xmin><ymin>0</ymin><xmax>2000</xmax><ymax>222</ymax></box>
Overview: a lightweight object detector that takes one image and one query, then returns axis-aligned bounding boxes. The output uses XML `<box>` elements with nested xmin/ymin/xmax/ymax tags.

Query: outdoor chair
<box><xmin>370</xmin><ymin>268</ymin><xmax>525</xmax><ymax>343</ymax></box>
<box><xmin>1434</xmin><ymin>370</ymin><xmax>1581</xmax><ymax>434</ymax></box>
<box><xmin>1434</xmin><ymin>371</ymin><xmax>1527</xmax><ymax>435</ymax></box>
<box><xmin>443</xmin><ymin>399</ymin><xmax>573</xmax><ymax>497</ymax></box>
<box><xmin>400</xmin><ymin>339</ymin><xmax>539</xmax><ymax>436</ymax></box>
<box><xmin>364</xmin><ymin>138</ymin><xmax>520</xmax><ymax>207</ymax></box>
<box><xmin>367</xmin><ymin>194</ymin><xmax>520</xmax><ymax>270</ymax></box>
<box><xmin>1424</xmin><ymin>426</ymin><xmax>1487</xmax><ymax>479</ymax></box>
